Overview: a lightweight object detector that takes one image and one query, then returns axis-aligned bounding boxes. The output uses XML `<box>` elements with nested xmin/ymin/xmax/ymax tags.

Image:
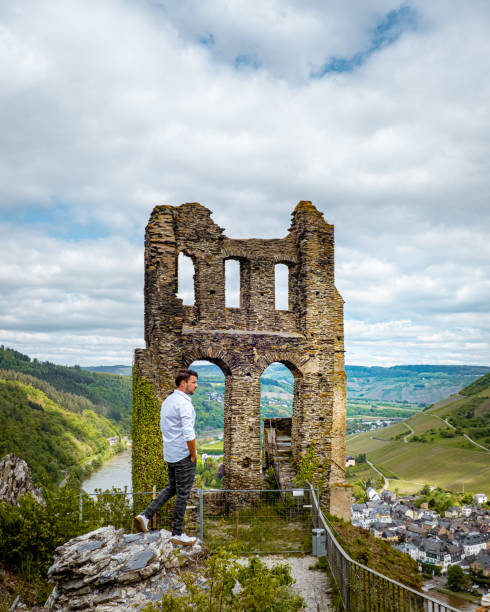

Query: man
<box><xmin>134</xmin><ymin>369</ymin><xmax>198</xmax><ymax>546</ymax></box>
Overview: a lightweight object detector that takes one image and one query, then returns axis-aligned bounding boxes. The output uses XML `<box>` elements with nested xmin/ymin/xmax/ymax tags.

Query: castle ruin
<box><xmin>133</xmin><ymin>201</ymin><xmax>350</xmax><ymax>518</ymax></box>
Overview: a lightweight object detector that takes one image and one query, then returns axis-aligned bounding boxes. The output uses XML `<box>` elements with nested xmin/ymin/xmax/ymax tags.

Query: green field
<box><xmin>345</xmin><ymin>461</ymin><xmax>381</xmax><ymax>485</ymax></box>
<box><xmin>347</xmin><ymin>372</ymin><xmax>490</xmax><ymax>496</ymax></box>
<box><xmin>199</xmin><ymin>439</ymin><xmax>224</xmax><ymax>454</ymax></box>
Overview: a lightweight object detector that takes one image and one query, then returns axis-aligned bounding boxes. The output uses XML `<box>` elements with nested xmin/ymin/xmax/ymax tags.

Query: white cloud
<box><xmin>0</xmin><ymin>0</ymin><xmax>489</xmax><ymax>365</ymax></box>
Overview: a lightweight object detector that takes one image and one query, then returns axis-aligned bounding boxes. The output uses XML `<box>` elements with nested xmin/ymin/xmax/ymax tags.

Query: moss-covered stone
<box><xmin>131</xmin><ymin>364</ymin><xmax>167</xmax><ymax>509</ymax></box>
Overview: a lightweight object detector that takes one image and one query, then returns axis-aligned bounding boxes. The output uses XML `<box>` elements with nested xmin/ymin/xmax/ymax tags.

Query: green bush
<box><xmin>0</xmin><ymin>483</ymin><xmax>132</xmax><ymax>577</ymax></box>
<box><xmin>143</xmin><ymin>548</ymin><xmax>304</xmax><ymax>611</ymax></box>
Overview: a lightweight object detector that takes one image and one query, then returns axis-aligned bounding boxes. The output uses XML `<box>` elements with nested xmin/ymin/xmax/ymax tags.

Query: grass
<box><xmin>345</xmin><ymin>462</ymin><xmax>380</xmax><ymax>485</ymax></box>
<box><xmin>367</xmin><ymin>441</ymin><xmax>490</xmax><ymax>492</ymax></box>
<box><xmin>346</xmin><ymin>378</ymin><xmax>490</xmax><ymax>496</ymax></box>
<box><xmin>204</xmin><ymin>502</ymin><xmax>312</xmax><ymax>554</ymax></box>
<box><xmin>369</xmin><ymin>422</ymin><xmax>408</xmax><ymax>440</ymax></box>
<box><xmin>409</xmin><ymin>413</ymin><xmax>447</xmax><ymax>434</ymax></box>
<box><xmin>324</xmin><ymin>514</ymin><xmax>422</xmax><ymax>591</ymax></box>
<box><xmin>347</xmin><ymin>435</ymin><xmax>390</xmax><ymax>455</ymax></box>
<box><xmin>199</xmin><ymin>440</ymin><xmax>224</xmax><ymax>453</ymax></box>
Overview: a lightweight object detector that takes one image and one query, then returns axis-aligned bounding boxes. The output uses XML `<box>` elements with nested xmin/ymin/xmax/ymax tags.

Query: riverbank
<box><xmin>81</xmin><ymin>449</ymin><xmax>132</xmax><ymax>493</ymax></box>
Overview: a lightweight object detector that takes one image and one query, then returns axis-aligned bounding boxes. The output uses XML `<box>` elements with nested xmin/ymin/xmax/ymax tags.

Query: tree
<box><xmin>447</xmin><ymin>565</ymin><xmax>469</xmax><ymax>592</ymax></box>
<box><xmin>420</xmin><ymin>484</ymin><xmax>431</xmax><ymax>496</ymax></box>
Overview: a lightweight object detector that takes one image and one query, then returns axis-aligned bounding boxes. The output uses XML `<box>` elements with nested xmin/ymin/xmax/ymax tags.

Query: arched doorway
<box><xmin>187</xmin><ymin>360</ymin><xmax>225</xmax><ymax>489</ymax></box>
<box><xmin>260</xmin><ymin>362</ymin><xmax>299</xmax><ymax>488</ymax></box>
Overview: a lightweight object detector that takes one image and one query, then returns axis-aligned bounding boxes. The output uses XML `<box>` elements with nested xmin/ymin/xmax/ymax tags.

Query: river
<box><xmin>424</xmin><ymin>586</ymin><xmax>478</xmax><ymax>611</ymax></box>
<box><xmin>82</xmin><ymin>450</ymin><xmax>132</xmax><ymax>493</ymax></box>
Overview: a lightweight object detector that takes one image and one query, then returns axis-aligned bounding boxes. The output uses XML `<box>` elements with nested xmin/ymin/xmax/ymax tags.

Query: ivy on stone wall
<box><xmin>131</xmin><ymin>365</ymin><xmax>167</xmax><ymax>511</ymax></box>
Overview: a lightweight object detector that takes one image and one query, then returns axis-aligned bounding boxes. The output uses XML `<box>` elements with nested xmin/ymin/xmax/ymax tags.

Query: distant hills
<box><xmin>83</xmin><ymin>362</ymin><xmax>489</xmax><ymax>403</ymax></box>
<box><xmin>345</xmin><ymin>364</ymin><xmax>490</xmax><ymax>404</ymax></box>
<box><xmin>82</xmin><ymin>365</ymin><xmax>132</xmax><ymax>376</ymax></box>
<box><xmin>83</xmin><ymin>361</ymin><xmax>490</xmax><ymax>428</ymax></box>
<box><xmin>0</xmin><ymin>378</ymin><xmax>122</xmax><ymax>486</ymax></box>
<box><xmin>346</xmin><ymin>370</ymin><xmax>490</xmax><ymax>496</ymax></box>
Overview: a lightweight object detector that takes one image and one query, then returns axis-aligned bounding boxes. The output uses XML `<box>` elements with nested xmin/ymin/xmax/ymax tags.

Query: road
<box><xmin>434</xmin><ymin>415</ymin><xmax>489</xmax><ymax>452</ymax></box>
<box><xmin>366</xmin><ymin>459</ymin><xmax>389</xmax><ymax>490</ymax></box>
<box><xmin>403</xmin><ymin>422</ymin><xmax>415</xmax><ymax>443</ymax></box>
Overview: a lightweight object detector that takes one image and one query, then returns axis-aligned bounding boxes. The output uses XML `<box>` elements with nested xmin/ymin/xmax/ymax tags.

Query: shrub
<box><xmin>0</xmin><ymin>482</ymin><xmax>132</xmax><ymax>577</ymax></box>
<box><xmin>143</xmin><ymin>548</ymin><xmax>304</xmax><ymax>611</ymax></box>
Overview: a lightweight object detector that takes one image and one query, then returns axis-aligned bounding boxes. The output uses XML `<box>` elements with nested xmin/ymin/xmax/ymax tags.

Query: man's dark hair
<box><xmin>175</xmin><ymin>369</ymin><xmax>198</xmax><ymax>387</ymax></box>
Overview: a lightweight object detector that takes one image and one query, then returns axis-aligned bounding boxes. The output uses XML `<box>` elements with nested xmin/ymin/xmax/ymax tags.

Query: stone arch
<box><xmin>181</xmin><ymin>346</ymin><xmax>232</xmax><ymax>377</ymax></box>
<box><xmin>255</xmin><ymin>351</ymin><xmax>305</xmax><ymax>379</ymax></box>
<box><xmin>258</xmin><ymin>355</ymin><xmax>305</xmax><ymax>464</ymax></box>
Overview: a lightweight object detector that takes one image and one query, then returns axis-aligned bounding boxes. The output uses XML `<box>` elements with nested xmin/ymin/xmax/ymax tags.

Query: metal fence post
<box><xmin>199</xmin><ymin>488</ymin><xmax>204</xmax><ymax>542</ymax></box>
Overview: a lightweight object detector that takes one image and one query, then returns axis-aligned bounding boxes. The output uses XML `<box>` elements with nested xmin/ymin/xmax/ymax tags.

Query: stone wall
<box><xmin>134</xmin><ymin>201</ymin><xmax>350</xmax><ymax>519</ymax></box>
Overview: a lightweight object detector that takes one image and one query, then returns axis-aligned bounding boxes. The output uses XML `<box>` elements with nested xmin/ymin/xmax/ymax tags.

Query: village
<box><xmin>351</xmin><ymin>487</ymin><xmax>489</xmax><ymax>582</ymax></box>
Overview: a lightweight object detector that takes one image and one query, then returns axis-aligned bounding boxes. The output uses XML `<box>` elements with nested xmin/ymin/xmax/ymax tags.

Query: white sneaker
<box><xmin>170</xmin><ymin>532</ymin><xmax>197</xmax><ymax>546</ymax></box>
<box><xmin>134</xmin><ymin>514</ymin><xmax>149</xmax><ymax>533</ymax></box>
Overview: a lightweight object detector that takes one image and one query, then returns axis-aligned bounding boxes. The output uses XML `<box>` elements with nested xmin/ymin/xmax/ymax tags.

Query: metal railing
<box><xmin>308</xmin><ymin>485</ymin><xmax>460</xmax><ymax>612</ymax></box>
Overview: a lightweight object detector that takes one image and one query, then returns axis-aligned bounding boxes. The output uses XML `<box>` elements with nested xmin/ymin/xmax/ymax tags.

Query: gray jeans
<box><xmin>143</xmin><ymin>455</ymin><xmax>196</xmax><ymax>535</ymax></box>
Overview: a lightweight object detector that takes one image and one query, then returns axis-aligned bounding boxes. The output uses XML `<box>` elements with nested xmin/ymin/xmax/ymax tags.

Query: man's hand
<box><xmin>187</xmin><ymin>438</ymin><xmax>197</xmax><ymax>462</ymax></box>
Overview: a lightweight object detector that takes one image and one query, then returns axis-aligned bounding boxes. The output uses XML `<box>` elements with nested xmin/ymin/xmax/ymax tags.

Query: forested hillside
<box><xmin>0</xmin><ymin>347</ymin><xmax>131</xmax><ymax>431</ymax></box>
<box><xmin>0</xmin><ymin>379</ymin><xmax>122</xmax><ymax>486</ymax></box>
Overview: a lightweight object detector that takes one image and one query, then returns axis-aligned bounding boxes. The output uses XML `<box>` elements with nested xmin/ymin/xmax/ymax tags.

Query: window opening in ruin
<box><xmin>225</xmin><ymin>259</ymin><xmax>240</xmax><ymax>308</ymax></box>
<box><xmin>188</xmin><ymin>360</ymin><xmax>225</xmax><ymax>490</ymax></box>
<box><xmin>260</xmin><ymin>362</ymin><xmax>294</xmax><ymax>469</ymax></box>
<box><xmin>177</xmin><ymin>253</ymin><xmax>195</xmax><ymax>305</ymax></box>
<box><xmin>275</xmin><ymin>264</ymin><xmax>289</xmax><ymax>310</ymax></box>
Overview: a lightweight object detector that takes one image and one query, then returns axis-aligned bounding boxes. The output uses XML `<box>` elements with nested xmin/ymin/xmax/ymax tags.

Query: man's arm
<box><xmin>180</xmin><ymin>401</ymin><xmax>197</xmax><ymax>462</ymax></box>
<box><xmin>186</xmin><ymin>438</ymin><xmax>197</xmax><ymax>462</ymax></box>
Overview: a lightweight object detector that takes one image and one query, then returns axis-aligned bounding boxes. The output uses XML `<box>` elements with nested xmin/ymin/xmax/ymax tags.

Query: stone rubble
<box><xmin>38</xmin><ymin>526</ymin><xmax>203</xmax><ymax>611</ymax></box>
<box><xmin>0</xmin><ymin>454</ymin><xmax>44</xmax><ymax>506</ymax></box>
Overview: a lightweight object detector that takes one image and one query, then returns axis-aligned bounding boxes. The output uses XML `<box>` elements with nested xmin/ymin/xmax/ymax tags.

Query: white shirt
<box><xmin>160</xmin><ymin>389</ymin><xmax>196</xmax><ymax>463</ymax></box>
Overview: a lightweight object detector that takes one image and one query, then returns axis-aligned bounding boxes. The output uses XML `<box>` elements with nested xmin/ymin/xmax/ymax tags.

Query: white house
<box><xmin>366</xmin><ymin>487</ymin><xmax>381</xmax><ymax>502</ymax></box>
<box><xmin>473</xmin><ymin>493</ymin><xmax>487</xmax><ymax>505</ymax></box>
<box><xmin>445</xmin><ymin>506</ymin><xmax>461</xmax><ymax>519</ymax></box>
<box><xmin>462</xmin><ymin>533</ymin><xmax>488</xmax><ymax>557</ymax></box>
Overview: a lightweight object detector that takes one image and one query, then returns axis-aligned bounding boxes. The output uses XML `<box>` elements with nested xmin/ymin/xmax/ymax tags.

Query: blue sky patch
<box><xmin>2</xmin><ymin>201</ymin><xmax>111</xmax><ymax>242</ymax></box>
<box><xmin>234</xmin><ymin>54</ymin><xmax>261</xmax><ymax>70</ymax></box>
<box><xmin>200</xmin><ymin>33</ymin><xmax>215</xmax><ymax>48</ymax></box>
<box><xmin>313</xmin><ymin>4</ymin><xmax>418</xmax><ymax>77</ymax></box>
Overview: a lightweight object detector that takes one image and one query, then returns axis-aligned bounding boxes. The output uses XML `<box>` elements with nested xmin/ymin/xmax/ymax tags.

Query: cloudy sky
<box><xmin>1</xmin><ymin>0</ymin><xmax>489</xmax><ymax>367</ymax></box>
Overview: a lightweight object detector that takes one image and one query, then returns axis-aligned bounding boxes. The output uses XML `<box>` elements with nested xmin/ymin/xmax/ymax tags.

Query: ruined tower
<box><xmin>133</xmin><ymin>201</ymin><xmax>350</xmax><ymax>518</ymax></box>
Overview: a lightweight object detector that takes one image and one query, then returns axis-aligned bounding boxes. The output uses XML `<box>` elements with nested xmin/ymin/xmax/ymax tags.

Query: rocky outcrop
<box><xmin>0</xmin><ymin>454</ymin><xmax>44</xmax><ymax>506</ymax></box>
<box><xmin>43</xmin><ymin>526</ymin><xmax>203</xmax><ymax>610</ymax></box>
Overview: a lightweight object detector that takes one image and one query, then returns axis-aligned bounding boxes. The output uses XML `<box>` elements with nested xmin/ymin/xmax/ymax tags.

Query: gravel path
<box><xmin>366</xmin><ymin>459</ymin><xmax>389</xmax><ymax>489</ymax></box>
<box><xmin>240</xmin><ymin>555</ymin><xmax>333</xmax><ymax>611</ymax></box>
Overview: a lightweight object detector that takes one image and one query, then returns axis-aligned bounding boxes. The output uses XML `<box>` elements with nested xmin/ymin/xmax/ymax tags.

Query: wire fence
<box><xmin>79</xmin><ymin>487</ymin><xmax>314</xmax><ymax>554</ymax></box>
